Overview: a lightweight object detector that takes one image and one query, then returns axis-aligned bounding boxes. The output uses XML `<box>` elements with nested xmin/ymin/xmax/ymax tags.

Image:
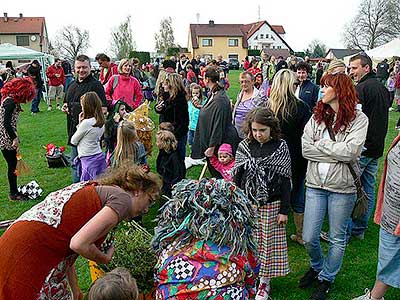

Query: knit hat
<box><xmin>218</xmin><ymin>143</ymin><xmax>233</xmax><ymax>156</ymax></box>
<box><xmin>162</xmin><ymin>59</ymin><xmax>176</xmax><ymax>73</ymax></box>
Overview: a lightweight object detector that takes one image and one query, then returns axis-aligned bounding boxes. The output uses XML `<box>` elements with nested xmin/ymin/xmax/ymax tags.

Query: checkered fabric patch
<box><xmin>167</xmin><ymin>257</ymin><xmax>195</xmax><ymax>280</ymax></box>
<box><xmin>18</xmin><ymin>180</ymin><xmax>43</xmax><ymax>199</ymax></box>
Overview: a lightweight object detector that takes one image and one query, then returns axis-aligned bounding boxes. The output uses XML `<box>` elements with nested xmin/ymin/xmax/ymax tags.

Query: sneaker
<box><xmin>299</xmin><ymin>267</ymin><xmax>319</xmax><ymax>289</ymax></box>
<box><xmin>255</xmin><ymin>283</ymin><xmax>270</xmax><ymax>300</ymax></box>
<box><xmin>352</xmin><ymin>288</ymin><xmax>384</xmax><ymax>300</ymax></box>
<box><xmin>311</xmin><ymin>279</ymin><xmax>331</xmax><ymax>300</ymax></box>
<box><xmin>47</xmin><ymin>106</ymin><xmax>52</xmax><ymax>111</ymax></box>
<box><xmin>320</xmin><ymin>231</ymin><xmax>329</xmax><ymax>242</ymax></box>
<box><xmin>9</xmin><ymin>193</ymin><xmax>30</xmax><ymax>201</ymax></box>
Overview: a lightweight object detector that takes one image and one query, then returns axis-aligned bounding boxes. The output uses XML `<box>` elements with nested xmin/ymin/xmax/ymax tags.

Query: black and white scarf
<box><xmin>233</xmin><ymin>139</ymin><xmax>291</xmax><ymax>204</ymax></box>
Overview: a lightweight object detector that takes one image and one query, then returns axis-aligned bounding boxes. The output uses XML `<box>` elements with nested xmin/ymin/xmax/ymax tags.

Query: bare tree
<box><xmin>343</xmin><ymin>0</ymin><xmax>400</xmax><ymax>50</ymax></box>
<box><xmin>53</xmin><ymin>25</ymin><xmax>90</xmax><ymax>60</ymax></box>
<box><xmin>110</xmin><ymin>16</ymin><xmax>136</xmax><ymax>60</ymax></box>
<box><xmin>154</xmin><ymin>17</ymin><xmax>175</xmax><ymax>54</ymax></box>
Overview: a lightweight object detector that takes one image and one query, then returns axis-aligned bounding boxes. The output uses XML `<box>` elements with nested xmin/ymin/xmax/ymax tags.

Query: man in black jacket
<box><xmin>62</xmin><ymin>54</ymin><xmax>107</xmax><ymax>183</ymax></box>
<box><xmin>349</xmin><ymin>53</ymin><xmax>390</xmax><ymax>240</ymax></box>
<box><xmin>296</xmin><ymin>61</ymin><xmax>319</xmax><ymax>110</ymax></box>
<box><xmin>376</xmin><ymin>58</ymin><xmax>389</xmax><ymax>84</ymax></box>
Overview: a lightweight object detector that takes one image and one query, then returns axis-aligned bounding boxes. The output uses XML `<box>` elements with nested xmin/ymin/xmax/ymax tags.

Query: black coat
<box><xmin>191</xmin><ymin>89</ymin><xmax>240</xmax><ymax>159</ymax></box>
<box><xmin>356</xmin><ymin>73</ymin><xmax>390</xmax><ymax>158</ymax></box>
<box><xmin>155</xmin><ymin>90</ymin><xmax>189</xmax><ymax>140</ymax></box>
<box><xmin>156</xmin><ymin>149</ymin><xmax>186</xmax><ymax>197</ymax></box>
<box><xmin>299</xmin><ymin>79</ymin><xmax>319</xmax><ymax>110</ymax></box>
<box><xmin>64</xmin><ymin>74</ymin><xmax>107</xmax><ymax>145</ymax></box>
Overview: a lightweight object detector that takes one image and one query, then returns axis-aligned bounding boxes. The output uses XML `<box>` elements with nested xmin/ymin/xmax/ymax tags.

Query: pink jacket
<box><xmin>209</xmin><ymin>155</ymin><xmax>235</xmax><ymax>181</ymax></box>
<box><xmin>374</xmin><ymin>133</ymin><xmax>400</xmax><ymax>236</ymax></box>
<box><xmin>105</xmin><ymin>75</ymin><xmax>143</xmax><ymax>110</ymax></box>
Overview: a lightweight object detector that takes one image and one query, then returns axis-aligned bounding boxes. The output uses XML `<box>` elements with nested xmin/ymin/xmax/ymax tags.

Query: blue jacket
<box><xmin>299</xmin><ymin>79</ymin><xmax>319</xmax><ymax>110</ymax></box>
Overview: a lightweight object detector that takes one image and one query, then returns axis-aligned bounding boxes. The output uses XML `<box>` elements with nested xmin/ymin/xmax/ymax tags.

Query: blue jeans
<box><xmin>177</xmin><ymin>135</ymin><xmax>187</xmax><ymax>160</ymax></box>
<box><xmin>30</xmin><ymin>87</ymin><xmax>42</xmax><ymax>113</ymax></box>
<box><xmin>350</xmin><ymin>156</ymin><xmax>379</xmax><ymax>236</ymax></box>
<box><xmin>303</xmin><ymin>187</ymin><xmax>356</xmax><ymax>282</ymax></box>
<box><xmin>70</xmin><ymin>146</ymin><xmax>80</xmax><ymax>183</ymax></box>
<box><xmin>187</xmin><ymin>130</ymin><xmax>195</xmax><ymax>146</ymax></box>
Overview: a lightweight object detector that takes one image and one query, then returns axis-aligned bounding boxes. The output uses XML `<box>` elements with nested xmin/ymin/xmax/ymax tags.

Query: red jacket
<box><xmin>46</xmin><ymin>65</ymin><xmax>65</xmax><ymax>87</ymax></box>
<box><xmin>395</xmin><ymin>72</ymin><xmax>400</xmax><ymax>89</ymax></box>
<box><xmin>99</xmin><ymin>63</ymin><xmax>118</xmax><ymax>85</ymax></box>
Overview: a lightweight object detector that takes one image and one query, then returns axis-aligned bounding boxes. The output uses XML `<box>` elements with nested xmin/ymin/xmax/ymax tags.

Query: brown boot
<box><xmin>290</xmin><ymin>212</ymin><xmax>305</xmax><ymax>245</ymax></box>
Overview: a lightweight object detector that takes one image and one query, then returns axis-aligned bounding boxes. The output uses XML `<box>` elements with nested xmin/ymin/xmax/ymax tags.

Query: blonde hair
<box><xmin>155</xmin><ymin>69</ymin><xmax>168</xmax><ymax>98</ymax></box>
<box><xmin>97</xmin><ymin>163</ymin><xmax>161</xmax><ymax>197</ymax></box>
<box><xmin>118</xmin><ymin>59</ymin><xmax>131</xmax><ymax>74</ymax></box>
<box><xmin>267</xmin><ymin>69</ymin><xmax>298</xmax><ymax>121</ymax></box>
<box><xmin>80</xmin><ymin>91</ymin><xmax>105</xmax><ymax>127</ymax></box>
<box><xmin>164</xmin><ymin>73</ymin><xmax>187</xmax><ymax>99</ymax></box>
<box><xmin>156</xmin><ymin>130</ymin><xmax>177</xmax><ymax>153</ymax></box>
<box><xmin>326</xmin><ymin>60</ymin><xmax>346</xmax><ymax>74</ymax></box>
<box><xmin>112</xmin><ymin>121</ymin><xmax>139</xmax><ymax>169</ymax></box>
<box><xmin>88</xmin><ymin>267</ymin><xmax>138</xmax><ymax>300</ymax></box>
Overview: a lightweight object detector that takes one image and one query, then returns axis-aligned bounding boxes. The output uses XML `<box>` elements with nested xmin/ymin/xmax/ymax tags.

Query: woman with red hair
<box><xmin>0</xmin><ymin>78</ymin><xmax>35</xmax><ymax>201</ymax></box>
<box><xmin>299</xmin><ymin>73</ymin><xmax>368</xmax><ymax>300</ymax></box>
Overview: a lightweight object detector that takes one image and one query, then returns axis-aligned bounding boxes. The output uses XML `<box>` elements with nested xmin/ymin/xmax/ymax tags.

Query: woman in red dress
<box><xmin>0</xmin><ymin>164</ymin><xmax>161</xmax><ymax>300</ymax></box>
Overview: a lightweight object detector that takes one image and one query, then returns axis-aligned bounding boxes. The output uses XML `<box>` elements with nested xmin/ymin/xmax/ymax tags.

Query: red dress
<box><xmin>0</xmin><ymin>183</ymin><xmax>104</xmax><ymax>300</ymax></box>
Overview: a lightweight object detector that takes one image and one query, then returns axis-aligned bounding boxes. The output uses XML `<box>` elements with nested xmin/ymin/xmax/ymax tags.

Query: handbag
<box><xmin>326</xmin><ymin>125</ymin><xmax>368</xmax><ymax>220</ymax></box>
<box><xmin>46</xmin><ymin>152</ymin><xmax>70</xmax><ymax>168</ymax></box>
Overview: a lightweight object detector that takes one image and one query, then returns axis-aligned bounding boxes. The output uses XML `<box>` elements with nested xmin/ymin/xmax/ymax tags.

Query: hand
<box><xmin>277</xmin><ymin>214</ymin><xmax>288</xmax><ymax>225</ymax></box>
<box><xmin>12</xmin><ymin>138</ymin><xmax>19</xmax><ymax>151</ymax></box>
<box><xmin>62</xmin><ymin>103</ymin><xmax>69</xmax><ymax>114</ymax></box>
<box><xmin>55</xmin><ymin>73</ymin><xmax>60</xmax><ymax>78</ymax></box>
<box><xmin>204</xmin><ymin>147</ymin><xmax>215</xmax><ymax>158</ymax></box>
<box><xmin>113</xmin><ymin>113</ymin><xmax>121</xmax><ymax>123</ymax></box>
<box><xmin>155</xmin><ymin>100</ymin><xmax>164</xmax><ymax>111</ymax></box>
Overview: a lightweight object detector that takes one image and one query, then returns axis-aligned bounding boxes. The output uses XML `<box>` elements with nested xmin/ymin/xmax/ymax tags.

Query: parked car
<box><xmin>228</xmin><ymin>58</ymin><xmax>240</xmax><ymax>70</ymax></box>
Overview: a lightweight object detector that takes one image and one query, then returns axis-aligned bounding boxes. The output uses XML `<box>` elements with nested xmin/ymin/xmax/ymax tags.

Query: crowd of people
<box><xmin>0</xmin><ymin>50</ymin><xmax>399</xmax><ymax>300</ymax></box>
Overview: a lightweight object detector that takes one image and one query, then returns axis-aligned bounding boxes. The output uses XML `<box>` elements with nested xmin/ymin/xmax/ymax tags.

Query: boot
<box><xmin>290</xmin><ymin>212</ymin><xmax>305</xmax><ymax>245</ymax></box>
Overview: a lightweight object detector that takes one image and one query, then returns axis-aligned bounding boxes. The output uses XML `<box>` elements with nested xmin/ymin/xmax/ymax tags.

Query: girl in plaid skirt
<box><xmin>233</xmin><ymin>107</ymin><xmax>291</xmax><ymax>300</ymax></box>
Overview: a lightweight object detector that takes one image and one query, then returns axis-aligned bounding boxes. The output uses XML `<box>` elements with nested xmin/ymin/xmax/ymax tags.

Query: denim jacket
<box><xmin>302</xmin><ymin>110</ymin><xmax>368</xmax><ymax>193</ymax></box>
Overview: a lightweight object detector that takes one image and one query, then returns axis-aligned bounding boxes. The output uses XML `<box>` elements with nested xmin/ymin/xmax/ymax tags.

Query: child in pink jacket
<box><xmin>208</xmin><ymin>143</ymin><xmax>235</xmax><ymax>181</ymax></box>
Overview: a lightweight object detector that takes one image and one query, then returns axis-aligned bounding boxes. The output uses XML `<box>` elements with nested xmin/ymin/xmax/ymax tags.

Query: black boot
<box><xmin>299</xmin><ymin>267</ymin><xmax>319</xmax><ymax>289</ymax></box>
<box><xmin>311</xmin><ymin>279</ymin><xmax>331</xmax><ymax>300</ymax></box>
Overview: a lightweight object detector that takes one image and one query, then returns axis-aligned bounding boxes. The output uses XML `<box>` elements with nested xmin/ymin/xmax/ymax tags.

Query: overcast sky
<box><xmin>2</xmin><ymin>0</ymin><xmax>360</xmax><ymax>57</ymax></box>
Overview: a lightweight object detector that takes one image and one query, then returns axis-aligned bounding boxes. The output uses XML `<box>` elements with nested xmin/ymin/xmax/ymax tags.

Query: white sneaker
<box><xmin>352</xmin><ymin>288</ymin><xmax>384</xmax><ymax>300</ymax></box>
<box><xmin>47</xmin><ymin>106</ymin><xmax>52</xmax><ymax>111</ymax></box>
<box><xmin>191</xmin><ymin>158</ymin><xmax>206</xmax><ymax>166</ymax></box>
<box><xmin>255</xmin><ymin>283</ymin><xmax>270</xmax><ymax>300</ymax></box>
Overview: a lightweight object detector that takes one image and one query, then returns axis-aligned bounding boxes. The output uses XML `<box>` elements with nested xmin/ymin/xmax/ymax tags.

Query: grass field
<box><xmin>0</xmin><ymin>70</ymin><xmax>399</xmax><ymax>299</ymax></box>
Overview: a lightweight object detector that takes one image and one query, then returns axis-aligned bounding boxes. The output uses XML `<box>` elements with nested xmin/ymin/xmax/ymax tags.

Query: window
<box><xmin>202</xmin><ymin>39</ymin><xmax>213</xmax><ymax>47</ymax></box>
<box><xmin>260</xmin><ymin>34</ymin><xmax>264</xmax><ymax>39</ymax></box>
<box><xmin>228</xmin><ymin>54</ymin><xmax>238</xmax><ymax>59</ymax></box>
<box><xmin>228</xmin><ymin>39</ymin><xmax>239</xmax><ymax>47</ymax></box>
<box><xmin>265</xmin><ymin>34</ymin><xmax>269</xmax><ymax>38</ymax></box>
<box><xmin>16</xmin><ymin>35</ymin><xmax>29</xmax><ymax>46</ymax></box>
<box><xmin>277</xmin><ymin>46</ymin><xmax>282</xmax><ymax>49</ymax></box>
<box><xmin>254</xmin><ymin>35</ymin><xmax>258</xmax><ymax>40</ymax></box>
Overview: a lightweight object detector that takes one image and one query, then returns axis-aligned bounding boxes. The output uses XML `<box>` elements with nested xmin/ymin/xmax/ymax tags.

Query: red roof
<box><xmin>190</xmin><ymin>21</ymin><xmax>289</xmax><ymax>50</ymax></box>
<box><xmin>0</xmin><ymin>16</ymin><xmax>45</xmax><ymax>34</ymax></box>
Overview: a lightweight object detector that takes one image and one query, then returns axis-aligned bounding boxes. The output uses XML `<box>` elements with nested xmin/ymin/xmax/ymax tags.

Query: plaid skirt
<box><xmin>255</xmin><ymin>201</ymin><xmax>290</xmax><ymax>278</ymax></box>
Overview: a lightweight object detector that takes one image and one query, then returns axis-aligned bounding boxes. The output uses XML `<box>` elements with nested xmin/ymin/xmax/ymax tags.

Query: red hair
<box><xmin>314</xmin><ymin>73</ymin><xmax>359</xmax><ymax>133</ymax></box>
<box><xmin>1</xmin><ymin>77</ymin><xmax>36</xmax><ymax>104</ymax></box>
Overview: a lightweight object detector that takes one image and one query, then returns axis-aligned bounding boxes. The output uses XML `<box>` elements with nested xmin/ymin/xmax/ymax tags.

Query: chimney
<box><xmin>19</xmin><ymin>13</ymin><xmax>23</xmax><ymax>18</ymax></box>
<box><xmin>209</xmin><ymin>20</ymin><xmax>214</xmax><ymax>27</ymax></box>
<box><xmin>3</xmin><ymin>12</ymin><xmax>8</xmax><ymax>22</ymax></box>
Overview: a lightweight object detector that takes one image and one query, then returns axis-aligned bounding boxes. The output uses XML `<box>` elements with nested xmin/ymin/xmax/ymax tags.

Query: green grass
<box><xmin>1</xmin><ymin>70</ymin><xmax>399</xmax><ymax>299</ymax></box>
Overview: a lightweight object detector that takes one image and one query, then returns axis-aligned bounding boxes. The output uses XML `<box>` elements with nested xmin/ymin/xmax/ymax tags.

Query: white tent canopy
<box><xmin>343</xmin><ymin>38</ymin><xmax>400</xmax><ymax>65</ymax></box>
<box><xmin>0</xmin><ymin>43</ymin><xmax>51</xmax><ymax>61</ymax></box>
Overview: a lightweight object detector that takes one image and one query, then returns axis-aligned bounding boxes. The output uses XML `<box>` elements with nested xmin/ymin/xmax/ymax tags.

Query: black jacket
<box><xmin>355</xmin><ymin>73</ymin><xmax>390</xmax><ymax>158</ymax></box>
<box><xmin>299</xmin><ymin>79</ymin><xmax>319</xmax><ymax>110</ymax></box>
<box><xmin>156</xmin><ymin>149</ymin><xmax>186</xmax><ymax>197</ymax></box>
<box><xmin>376</xmin><ymin>61</ymin><xmax>389</xmax><ymax>79</ymax></box>
<box><xmin>155</xmin><ymin>90</ymin><xmax>189</xmax><ymax>140</ymax></box>
<box><xmin>64</xmin><ymin>74</ymin><xmax>107</xmax><ymax>144</ymax></box>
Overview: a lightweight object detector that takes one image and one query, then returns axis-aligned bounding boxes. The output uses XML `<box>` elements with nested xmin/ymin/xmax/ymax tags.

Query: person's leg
<box><xmin>1</xmin><ymin>149</ymin><xmax>18</xmax><ymax>195</ymax></box>
<box><xmin>290</xmin><ymin>174</ymin><xmax>306</xmax><ymax>244</ymax></box>
<box><xmin>70</xmin><ymin>146</ymin><xmax>80</xmax><ymax>183</ymax></box>
<box><xmin>56</xmin><ymin>85</ymin><xmax>64</xmax><ymax>109</ymax></box>
<box><xmin>47</xmin><ymin>85</ymin><xmax>55</xmax><ymax>110</ymax></box>
<box><xmin>318</xmin><ymin>192</ymin><xmax>356</xmax><ymax>282</ymax></box>
<box><xmin>176</xmin><ymin>135</ymin><xmax>187</xmax><ymax>160</ymax></box>
<box><xmin>303</xmin><ymin>187</ymin><xmax>328</xmax><ymax>272</ymax></box>
<box><xmin>351</xmin><ymin>156</ymin><xmax>379</xmax><ymax>237</ymax></box>
<box><xmin>30</xmin><ymin>87</ymin><xmax>42</xmax><ymax>113</ymax></box>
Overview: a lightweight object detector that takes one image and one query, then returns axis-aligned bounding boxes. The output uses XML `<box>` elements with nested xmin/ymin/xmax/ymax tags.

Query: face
<box><xmin>162</xmin><ymin>81</ymin><xmax>169</xmax><ymax>92</ymax></box>
<box><xmin>217</xmin><ymin>55</ymin><xmax>223</xmax><ymax>61</ymax></box>
<box><xmin>296</xmin><ymin>69</ymin><xmax>308</xmax><ymax>82</ymax></box>
<box><xmin>118</xmin><ymin>105</ymin><xmax>127</xmax><ymax>117</ymax></box>
<box><xmin>130</xmin><ymin>190</ymin><xmax>156</xmax><ymax>216</ymax></box>
<box><xmin>240</xmin><ymin>75</ymin><xmax>253</xmax><ymax>92</ymax></box>
<box><xmin>255</xmin><ymin>75</ymin><xmax>263</xmax><ymax>85</ymax></box>
<box><xmin>252</xmin><ymin>122</ymin><xmax>271</xmax><ymax>144</ymax></box>
<box><xmin>191</xmin><ymin>89</ymin><xmax>201</xmax><ymax>98</ymax></box>
<box><xmin>55</xmin><ymin>60</ymin><xmax>62</xmax><ymax>67</ymax></box>
<box><xmin>98</xmin><ymin>59</ymin><xmax>109</xmax><ymax>68</ymax></box>
<box><xmin>218</xmin><ymin>152</ymin><xmax>232</xmax><ymax>165</ymax></box>
<box><xmin>321</xmin><ymin>85</ymin><xmax>337</xmax><ymax>105</ymax></box>
<box><xmin>349</xmin><ymin>59</ymin><xmax>369</xmax><ymax>82</ymax></box>
<box><xmin>121</xmin><ymin>62</ymin><xmax>132</xmax><ymax>75</ymax></box>
<box><xmin>75</xmin><ymin>60</ymin><xmax>91</xmax><ymax>81</ymax></box>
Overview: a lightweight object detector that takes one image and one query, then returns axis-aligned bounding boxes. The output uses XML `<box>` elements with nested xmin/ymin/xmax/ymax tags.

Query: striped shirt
<box><xmin>381</xmin><ymin>141</ymin><xmax>400</xmax><ymax>234</ymax></box>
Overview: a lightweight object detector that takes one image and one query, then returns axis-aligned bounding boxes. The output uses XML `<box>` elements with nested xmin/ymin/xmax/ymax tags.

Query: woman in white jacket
<box><xmin>299</xmin><ymin>73</ymin><xmax>368</xmax><ymax>300</ymax></box>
